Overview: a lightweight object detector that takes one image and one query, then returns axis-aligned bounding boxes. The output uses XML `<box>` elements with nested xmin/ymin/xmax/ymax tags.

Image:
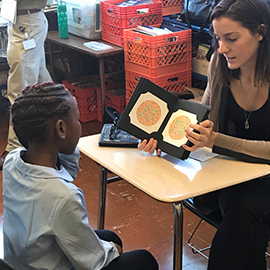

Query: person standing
<box><xmin>0</xmin><ymin>0</ymin><xmax>52</xmax><ymax>169</ymax></box>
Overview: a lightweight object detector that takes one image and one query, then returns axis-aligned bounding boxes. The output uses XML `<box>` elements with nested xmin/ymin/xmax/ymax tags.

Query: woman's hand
<box><xmin>137</xmin><ymin>138</ymin><xmax>161</xmax><ymax>156</ymax></box>
<box><xmin>183</xmin><ymin>120</ymin><xmax>217</xmax><ymax>152</ymax></box>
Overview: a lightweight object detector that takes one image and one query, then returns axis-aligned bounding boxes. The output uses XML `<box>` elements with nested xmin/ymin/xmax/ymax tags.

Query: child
<box><xmin>3</xmin><ymin>82</ymin><xmax>158</xmax><ymax>270</ymax></box>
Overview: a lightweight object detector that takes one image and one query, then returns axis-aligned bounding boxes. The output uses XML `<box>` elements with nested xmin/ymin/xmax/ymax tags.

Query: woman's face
<box><xmin>212</xmin><ymin>17</ymin><xmax>263</xmax><ymax>70</ymax></box>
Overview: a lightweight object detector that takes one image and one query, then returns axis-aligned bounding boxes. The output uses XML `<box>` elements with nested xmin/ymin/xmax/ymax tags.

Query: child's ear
<box><xmin>55</xmin><ymin>119</ymin><xmax>67</xmax><ymax>139</ymax></box>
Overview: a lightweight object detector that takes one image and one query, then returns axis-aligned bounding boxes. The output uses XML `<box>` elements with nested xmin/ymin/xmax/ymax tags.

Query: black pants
<box><xmin>95</xmin><ymin>230</ymin><xmax>159</xmax><ymax>270</ymax></box>
<box><xmin>199</xmin><ymin>176</ymin><xmax>270</xmax><ymax>270</ymax></box>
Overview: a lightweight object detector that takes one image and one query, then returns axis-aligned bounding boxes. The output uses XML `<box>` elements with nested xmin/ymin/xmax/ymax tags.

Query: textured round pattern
<box><xmin>136</xmin><ymin>100</ymin><xmax>161</xmax><ymax>126</ymax></box>
<box><xmin>169</xmin><ymin>115</ymin><xmax>191</xmax><ymax>140</ymax></box>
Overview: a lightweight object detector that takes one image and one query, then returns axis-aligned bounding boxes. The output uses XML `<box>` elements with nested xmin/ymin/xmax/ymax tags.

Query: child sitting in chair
<box><xmin>2</xmin><ymin>82</ymin><xmax>158</xmax><ymax>270</ymax></box>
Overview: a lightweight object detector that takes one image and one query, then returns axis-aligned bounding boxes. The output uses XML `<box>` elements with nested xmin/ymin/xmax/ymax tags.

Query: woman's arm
<box><xmin>213</xmin><ymin>133</ymin><xmax>270</xmax><ymax>164</ymax></box>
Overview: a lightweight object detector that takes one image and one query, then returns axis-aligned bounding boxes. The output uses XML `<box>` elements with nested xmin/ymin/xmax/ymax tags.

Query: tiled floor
<box><xmin>1</xmin><ymin>111</ymin><xmax>268</xmax><ymax>270</ymax></box>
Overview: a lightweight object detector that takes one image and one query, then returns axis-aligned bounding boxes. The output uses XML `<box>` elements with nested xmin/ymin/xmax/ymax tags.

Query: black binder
<box><xmin>117</xmin><ymin>77</ymin><xmax>211</xmax><ymax>160</ymax></box>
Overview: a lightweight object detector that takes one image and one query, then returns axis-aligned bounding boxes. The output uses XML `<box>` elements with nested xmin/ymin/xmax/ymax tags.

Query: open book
<box><xmin>117</xmin><ymin>77</ymin><xmax>211</xmax><ymax>160</ymax></box>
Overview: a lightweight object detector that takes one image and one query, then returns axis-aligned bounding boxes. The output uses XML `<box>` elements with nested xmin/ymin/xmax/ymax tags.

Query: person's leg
<box><xmin>5</xmin><ymin>18</ymin><xmax>27</xmax><ymax>152</ymax></box>
<box><xmin>25</xmin><ymin>11</ymin><xmax>51</xmax><ymax>85</ymax></box>
<box><xmin>5</xmin><ymin>11</ymin><xmax>51</xmax><ymax>153</ymax></box>
<box><xmin>243</xmin><ymin>221</ymin><xmax>269</xmax><ymax>270</ymax></box>
<box><xmin>208</xmin><ymin>176</ymin><xmax>270</xmax><ymax>270</ymax></box>
<box><xmin>95</xmin><ymin>230</ymin><xmax>123</xmax><ymax>248</ymax></box>
<box><xmin>102</xmin><ymin>249</ymin><xmax>158</xmax><ymax>270</ymax></box>
<box><xmin>95</xmin><ymin>230</ymin><xmax>158</xmax><ymax>270</ymax></box>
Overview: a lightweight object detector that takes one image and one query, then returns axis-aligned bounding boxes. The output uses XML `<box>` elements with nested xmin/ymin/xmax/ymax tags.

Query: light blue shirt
<box><xmin>2</xmin><ymin>147</ymin><xmax>119</xmax><ymax>270</ymax></box>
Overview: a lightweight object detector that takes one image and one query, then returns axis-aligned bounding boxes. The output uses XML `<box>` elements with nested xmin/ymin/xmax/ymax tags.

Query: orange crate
<box><xmin>62</xmin><ymin>75</ymin><xmax>100</xmax><ymax>122</ymax></box>
<box><xmin>97</xmin><ymin>80</ymin><xmax>126</xmax><ymax>122</ymax></box>
<box><xmin>125</xmin><ymin>69</ymin><xmax>191</xmax><ymax>102</ymax></box>
<box><xmin>101</xmin><ymin>0</ymin><xmax>162</xmax><ymax>47</ymax></box>
<box><xmin>162</xmin><ymin>0</ymin><xmax>182</xmax><ymax>16</ymax></box>
<box><xmin>123</xmin><ymin>28</ymin><xmax>192</xmax><ymax>76</ymax></box>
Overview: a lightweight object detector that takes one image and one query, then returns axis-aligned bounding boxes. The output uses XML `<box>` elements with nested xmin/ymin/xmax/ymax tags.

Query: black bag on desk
<box><xmin>180</xmin><ymin>0</ymin><xmax>219</xmax><ymax>30</ymax></box>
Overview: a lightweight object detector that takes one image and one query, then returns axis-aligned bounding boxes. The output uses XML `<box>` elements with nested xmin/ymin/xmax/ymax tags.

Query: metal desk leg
<box><xmin>173</xmin><ymin>202</ymin><xmax>183</xmax><ymax>270</ymax></box>
<box><xmin>98</xmin><ymin>57</ymin><xmax>105</xmax><ymax>120</ymax></box>
<box><xmin>97</xmin><ymin>166</ymin><xmax>108</xmax><ymax>230</ymax></box>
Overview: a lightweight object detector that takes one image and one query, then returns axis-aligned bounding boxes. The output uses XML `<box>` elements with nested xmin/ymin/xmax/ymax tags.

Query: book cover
<box><xmin>117</xmin><ymin>77</ymin><xmax>211</xmax><ymax>160</ymax></box>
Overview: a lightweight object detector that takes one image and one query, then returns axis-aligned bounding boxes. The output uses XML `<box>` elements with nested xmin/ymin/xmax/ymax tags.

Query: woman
<box><xmin>139</xmin><ymin>0</ymin><xmax>270</xmax><ymax>269</ymax></box>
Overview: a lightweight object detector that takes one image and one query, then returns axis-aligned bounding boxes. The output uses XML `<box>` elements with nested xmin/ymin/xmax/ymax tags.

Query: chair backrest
<box><xmin>182</xmin><ymin>198</ymin><xmax>222</xmax><ymax>228</ymax></box>
<box><xmin>0</xmin><ymin>258</ymin><xmax>15</xmax><ymax>270</ymax></box>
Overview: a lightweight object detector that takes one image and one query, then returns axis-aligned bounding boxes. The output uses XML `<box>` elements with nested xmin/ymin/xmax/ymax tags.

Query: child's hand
<box><xmin>114</xmin><ymin>243</ymin><xmax>123</xmax><ymax>254</ymax></box>
<box><xmin>138</xmin><ymin>138</ymin><xmax>161</xmax><ymax>156</ymax></box>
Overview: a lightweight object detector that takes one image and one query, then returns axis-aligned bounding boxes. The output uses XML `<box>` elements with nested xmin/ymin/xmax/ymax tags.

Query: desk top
<box><xmin>78</xmin><ymin>134</ymin><xmax>270</xmax><ymax>203</ymax></box>
<box><xmin>46</xmin><ymin>31</ymin><xmax>123</xmax><ymax>58</ymax></box>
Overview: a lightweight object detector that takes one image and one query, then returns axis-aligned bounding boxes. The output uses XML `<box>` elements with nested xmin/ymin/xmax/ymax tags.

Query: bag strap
<box><xmin>184</xmin><ymin>0</ymin><xmax>192</xmax><ymax>29</ymax></box>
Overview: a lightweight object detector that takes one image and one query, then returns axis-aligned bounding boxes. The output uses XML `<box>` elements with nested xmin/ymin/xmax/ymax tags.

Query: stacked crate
<box><xmin>62</xmin><ymin>75</ymin><xmax>100</xmax><ymax>122</ymax></box>
<box><xmin>101</xmin><ymin>0</ymin><xmax>163</xmax><ymax>47</ymax></box>
<box><xmin>162</xmin><ymin>0</ymin><xmax>183</xmax><ymax>16</ymax></box>
<box><xmin>123</xmin><ymin>27</ymin><xmax>192</xmax><ymax>103</ymax></box>
<box><xmin>97</xmin><ymin>79</ymin><xmax>126</xmax><ymax>122</ymax></box>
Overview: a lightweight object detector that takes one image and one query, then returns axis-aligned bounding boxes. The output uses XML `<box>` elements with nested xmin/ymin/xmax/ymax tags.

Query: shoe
<box><xmin>0</xmin><ymin>151</ymin><xmax>9</xmax><ymax>170</ymax></box>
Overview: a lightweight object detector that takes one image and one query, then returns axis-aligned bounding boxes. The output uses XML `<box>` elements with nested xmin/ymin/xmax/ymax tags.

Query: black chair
<box><xmin>0</xmin><ymin>259</ymin><xmax>15</xmax><ymax>270</ymax></box>
<box><xmin>182</xmin><ymin>197</ymin><xmax>223</xmax><ymax>259</ymax></box>
<box><xmin>183</xmin><ymin>197</ymin><xmax>270</xmax><ymax>267</ymax></box>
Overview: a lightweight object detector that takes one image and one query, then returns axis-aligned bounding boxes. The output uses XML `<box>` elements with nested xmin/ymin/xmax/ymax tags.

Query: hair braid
<box><xmin>11</xmin><ymin>82</ymin><xmax>73</xmax><ymax>148</ymax></box>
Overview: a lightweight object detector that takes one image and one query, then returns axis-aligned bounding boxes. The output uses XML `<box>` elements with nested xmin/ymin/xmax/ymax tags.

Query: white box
<box><xmin>66</xmin><ymin>0</ymin><xmax>101</xmax><ymax>40</ymax></box>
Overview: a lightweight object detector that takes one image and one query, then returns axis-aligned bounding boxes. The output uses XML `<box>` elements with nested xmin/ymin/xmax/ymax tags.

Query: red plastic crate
<box><xmin>123</xmin><ymin>28</ymin><xmax>192</xmax><ymax>76</ymax></box>
<box><xmin>125</xmin><ymin>69</ymin><xmax>191</xmax><ymax>102</ymax></box>
<box><xmin>97</xmin><ymin>79</ymin><xmax>126</xmax><ymax>122</ymax></box>
<box><xmin>101</xmin><ymin>0</ymin><xmax>162</xmax><ymax>47</ymax></box>
<box><xmin>62</xmin><ymin>75</ymin><xmax>100</xmax><ymax>122</ymax></box>
<box><xmin>162</xmin><ymin>0</ymin><xmax>182</xmax><ymax>16</ymax></box>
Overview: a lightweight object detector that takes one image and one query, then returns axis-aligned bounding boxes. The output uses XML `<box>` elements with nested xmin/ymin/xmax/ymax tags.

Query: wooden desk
<box><xmin>46</xmin><ymin>31</ymin><xmax>124</xmax><ymax>117</ymax></box>
<box><xmin>78</xmin><ymin>134</ymin><xmax>270</xmax><ymax>270</ymax></box>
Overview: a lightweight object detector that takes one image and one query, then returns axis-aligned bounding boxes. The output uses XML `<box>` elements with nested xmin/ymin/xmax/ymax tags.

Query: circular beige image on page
<box><xmin>136</xmin><ymin>100</ymin><xmax>161</xmax><ymax>126</ymax></box>
<box><xmin>169</xmin><ymin>115</ymin><xmax>191</xmax><ymax>140</ymax></box>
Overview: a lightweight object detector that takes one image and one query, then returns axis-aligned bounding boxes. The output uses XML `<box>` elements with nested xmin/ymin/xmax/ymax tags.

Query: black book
<box><xmin>117</xmin><ymin>77</ymin><xmax>211</xmax><ymax>160</ymax></box>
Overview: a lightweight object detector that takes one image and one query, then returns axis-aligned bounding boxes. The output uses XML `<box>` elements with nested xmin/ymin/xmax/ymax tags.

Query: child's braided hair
<box><xmin>11</xmin><ymin>81</ymin><xmax>73</xmax><ymax>148</ymax></box>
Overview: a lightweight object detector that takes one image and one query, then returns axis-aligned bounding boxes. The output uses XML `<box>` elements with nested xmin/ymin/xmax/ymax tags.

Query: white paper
<box><xmin>83</xmin><ymin>41</ymin><xmax>113</xmax><ymax>51</ymax></box>
<box><xmin>1</xmin><ymin>0</ymin><xmax>17</xmax><ymax>24</ymax></box>
<box><xmin>189</xmin><ymin>147</ymin><xmax>219</xmax><ymax>162</ymax></box>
